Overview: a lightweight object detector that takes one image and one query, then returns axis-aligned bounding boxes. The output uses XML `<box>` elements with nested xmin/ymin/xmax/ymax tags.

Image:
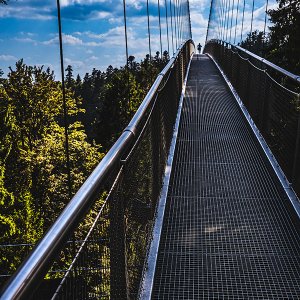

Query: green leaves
<box><xmin>268</xmin><ymin>0</ymin><xmax>300</xmax><ymax>74</ymax></box>
<box><xmin>0</xmin><ymin>60</ymin><xmax>104</xmax><ymax>278</ymax></box>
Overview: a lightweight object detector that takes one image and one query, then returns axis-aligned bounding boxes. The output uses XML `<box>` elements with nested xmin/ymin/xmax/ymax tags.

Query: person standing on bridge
<box><xmin>197</xmin><ymin>43</ymin><xmax>202</xmax><ymax>54</ymax></box>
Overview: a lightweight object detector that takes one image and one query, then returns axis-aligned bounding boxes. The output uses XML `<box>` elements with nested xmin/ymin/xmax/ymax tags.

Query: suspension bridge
<box><xmin>1</xmin><ymin>0</ymin><xmax>300</xmax><ymax>299</ymax></box>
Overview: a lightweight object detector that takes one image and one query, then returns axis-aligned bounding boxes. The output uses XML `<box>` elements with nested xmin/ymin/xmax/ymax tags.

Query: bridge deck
<box><xmin>151</xmin><ymin>55</ymin><xmax>300</xmax><ymax>299</ymax></box>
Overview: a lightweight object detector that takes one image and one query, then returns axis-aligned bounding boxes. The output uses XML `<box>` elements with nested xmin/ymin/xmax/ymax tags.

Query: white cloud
<box><xmin>0</xmin><ymin>55</ymin><xmax>18</xmax><ymax>61</ymax></box>
<box><xmin>64</xmin><ymin>57</ymin><xmax>84</xmax><ymax>68</ymax></box>
<box><xmin>14</xmin><ymin>37</ymin><xmax>38</xmax><ymax>45</ymax></box>
<box><xmin>60</xmin><ymin>0</ymin><xmax>109</xmax><ymax>7</ymax></box>
<box><xmin>43</xmin><ymin>34</ymin><xmax>83</xmax><ymax>46</ymax></box>
<box><xmin>0</xmin><ymin>5</ymin><xmax>53</xmax><ymax>20</ymax></box>
<box><xmin>88</xmin><ymin>55</ymin><xmax>99</xmax><ymax>61</ymax></box>
<box><xmin>88</xmin><ymin>11</ymin><xmax>113</xmax><ymax>20</ymax></box>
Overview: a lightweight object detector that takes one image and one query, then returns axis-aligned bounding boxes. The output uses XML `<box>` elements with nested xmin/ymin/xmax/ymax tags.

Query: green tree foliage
<box><xmin>30</xmin><ymin>122</ymin><xmax>103</xmax><ymax>228</ymax></box>
<box><xmin>0</xmin><ymin>51</ymin><xmax>169</xmax><ymax>284</ymax></box>
<box><xmin>239</xmin><ymin>1</ymin><xmax>300</xmax><ymax>75</ymax></box>
<box><xmin>240</xmin><ymin>30</ymin><xmax>268</xmax><ymax>57</ymax></box>
<box><xmin>76</xmin><ymin>52</ymin><xmax>169</xmax><ymax>149</ymax></box>
<box><xmin>96</xmin><ymin>68</ymin><xmax>146</xmax><ymax>147</ymax></box>
<box><xmin>268</xmin><ymin>0</ymin><xmax>300</xmax><ymax>74</ymax></box>
<box><xmin>0</xmin><ymin>60</ymin><xmax>103</xmax><ymax>279</ymax></box>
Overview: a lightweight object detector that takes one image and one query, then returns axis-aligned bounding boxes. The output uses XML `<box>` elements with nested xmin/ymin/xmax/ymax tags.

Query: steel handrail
<box><xmin>234</xmin><ymin>45</ymin><xmax>300</xmax><ymax>83</ymax></box>
<box><xmin>0</xmin><ymin>39</ymin><xmax>194</xmax><ymax>300</ymax></box>
<box><xmin>206</xmin><ymin>39</ymin><xmax>300</xmax><ymax>83</ymax></box>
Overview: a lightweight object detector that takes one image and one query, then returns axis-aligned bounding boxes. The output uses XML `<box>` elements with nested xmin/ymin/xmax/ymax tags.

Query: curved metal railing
<box><xmin>1</xmin><ymin>40</ymin><xmax>195</xmax><ymax>300</ymax></box>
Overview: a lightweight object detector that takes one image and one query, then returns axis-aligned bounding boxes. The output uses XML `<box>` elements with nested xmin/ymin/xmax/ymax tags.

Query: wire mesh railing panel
<box><xmin>0</xmin><ymin>244</ymin><xmax>34</xmax><ymax>290</ymax></box>
<box><xmin>204</xmin><ymin>40</ymin><xmax>300</xmax><ymax>197</ymax></box>
<box><xmin>0</xmin><ymin>40</ymin><xmax>194</xmax><ymax>300</ymax></box>
<box><xmin>50</xmin><ymin>190</ymin><xmax>112</xmax><ymax>299</ymax></box>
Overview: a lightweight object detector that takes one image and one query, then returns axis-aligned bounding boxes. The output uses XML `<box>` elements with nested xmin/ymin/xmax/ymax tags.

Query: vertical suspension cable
<box><xmin>146</xmin><ymin>0</ymin><xmax>152</xmax><ymax>60</ymax></box>
<box><xmin>183</xmin><ymin>0</ymin><xmax>186</xmax><ymax>41</ymax></box>
<box><xmin>178</xmin><ymin>0</ymin><xmax>183</xmax><ymax>44</ymax></box>
<box><xmin>178</xmin><ymin>0</ymin><xmax>181</xmax><ymax>44</ymax></box>
<box><xmin>186</xmin><ymin>0</ymin><xmax>190</xmax><ymax>39</ymax></box>
<box><xmin>233</xmin><ymin>0</ymin><xmax>240</xmax><ymax>44</ymax></box>
<box><xmin>262</xmin><ymin>0</ymin><xmax>269</xmax><ymax>55</ymax></box>
<box><xmin>122</xmin><ymin>0</ymin><xmax>130</xmax><ymax>111</ymax></box>
<box><xmin>220</xmin><ymin>0</ymin><xmax>225</xmax><ymax>40</ymax></box>
<box><xmin>229</xmin><ymin>0</ymin><xmax>235</xmax><ymax>43</ymax></box>
<box><xmin>179</xmin><ymin>0</ymin><xmax>183</xmax><ymax>43</ymax></box>
<box><xmin>205</xmin><ymin>0</ymin><xmax>214</xmax><ymax>43</ymax></box>
<box><xmin>176</xmin><ymin>0</ymin><xmax>180</xmax><ymax>47</ymax></box>
<box><xmin>173</xmin><ymin>0</ymin><xmax>178</xmax><ymax>49</ymax></box>
<box><xmin>56</xmin><ymin>0</ymin><xmax>72</xmax><ymax>199</ymax></box>
<box><xmin>218</xmin><ymin>0</ymin><xmax>222</xmax><ymax>40</ymax></box>
<box><xmin>225</xmin><ymin>0</ymin><xmax>230</xmax><ymax>42</ymax></box>
<box><xmin>220</xmin><ymin>0</ymin><xmax>226</xmax><ymax>41</ymax></box>
<box><xmin>165</xmin><ymin>0</ymin><xmax>170</xmax><ymax>55</ymax></box>
<box><xmin>240</xmin><ymin>0</ymin><xmax>246</xmax><ymax>43</ymax></box>
<box><xmin>263</xmin><ymin>0</ymin><xmax>269</xmax><ymax>37</ymax></box>
<box><xmin>123</xmin><ymin>0</ymin><xmax>129</xmax><ymax>67</ymax></box>
<box><xmin>169</xmin><ymin>0</ymin><xmax>175</xmax><ymax>54</ymax></box>
<box><xmin>250</xmin><ymin>0</ymin><xmax>255</xmax><ymax>34</ymax></box>
<box><xmin>222</xmin><ymin>0</ymin><xmax>227</xmax><ymax>41</ymax></box>
<box><xmin>158</xmin><ymin>0</ymin><xmax>163</xmax><ymax>57</ymax></box>
<box><xmin>187</xmin><ymin>0</ymin><xmax>192</xmax><ymax>39</ymax></box>
<box><xmin>183</xmin><ymin>0</ymin><xmax>185</xmax><ymax>40</ymax></box>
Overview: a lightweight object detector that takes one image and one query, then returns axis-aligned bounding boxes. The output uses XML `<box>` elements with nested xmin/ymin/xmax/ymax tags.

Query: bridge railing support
<box><xmin>0</xmin><ymin>40</ymin><xmax>195</xmax><ymax>300</ymax></box>
<box><xmin>204</xmin><ymin>39</ymin><xmax>300</xmax><ymax>198</ymax></box>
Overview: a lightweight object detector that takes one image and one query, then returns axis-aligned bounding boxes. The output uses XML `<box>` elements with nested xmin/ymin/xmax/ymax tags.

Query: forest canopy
<box><xmin>0</xmin><ymin>51</ymin><xmax>169</xmax><ymax>280</ymax></box>
<box><xmin>240</xmin><ymin>0</ymin><xmax>300</xmax><ymax>74</ymax></box>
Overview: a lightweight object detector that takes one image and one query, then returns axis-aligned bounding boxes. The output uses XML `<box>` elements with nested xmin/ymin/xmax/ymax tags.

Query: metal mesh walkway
<box><xmin>151</xmin><ymin>55</ymin><xmax>300</xmax><ymax>299</ymax></box>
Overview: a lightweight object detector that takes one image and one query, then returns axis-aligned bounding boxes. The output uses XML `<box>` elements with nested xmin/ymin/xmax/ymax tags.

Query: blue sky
<box><xmin>0</xmin><ymin>0</ymin><xmax>277</xmax><ymax>78</ymax></box>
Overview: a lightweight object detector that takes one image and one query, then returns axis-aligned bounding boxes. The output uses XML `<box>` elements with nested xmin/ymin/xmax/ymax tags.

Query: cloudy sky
<box><xmin>0</xmin><ymin>0</ymin><xmax>277</xmax><ymax>78</ymax></box>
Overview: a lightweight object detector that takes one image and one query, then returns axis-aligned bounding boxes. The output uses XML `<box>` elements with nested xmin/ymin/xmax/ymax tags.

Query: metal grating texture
<box><xmin>151</xmin><ymin>54</ymin><xmax>300</xmax><ymax>299</ymax></box>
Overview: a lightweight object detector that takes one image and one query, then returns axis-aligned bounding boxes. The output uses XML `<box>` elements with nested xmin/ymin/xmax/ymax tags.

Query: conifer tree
<box><xmin>268</xmin><ymin>0</ymin><xmax>300</xmax><ymax>74</ymax></box>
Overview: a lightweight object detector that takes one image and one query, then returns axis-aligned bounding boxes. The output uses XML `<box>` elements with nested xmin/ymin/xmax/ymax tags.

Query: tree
<box><xmin>95</xmin><ymin>69</ymin><xmax>146</xmax><ymax>148</ymax></box>
<box><xmin>65</xmin><ymin>65</ymin><xmax>75</xmax><ymax>90</ymax></box>
<box><xmin>0</xmin><ymin>60</ymin><xmax>104</xmax><ymax>278</ymax></box>
<box><xmin>29</xmin><ymin>122</ymin><xmax>103</xmax><ymax>228</ymax></box>
<box><xmin>240</xmin><ymin>30</ymin><xmax>268</xmax><ymax>57</ymax></box>
<box><xmin>267</xmin><ymin>0</ymin><xmax>300</xmax><ymax>74</ymax></box>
